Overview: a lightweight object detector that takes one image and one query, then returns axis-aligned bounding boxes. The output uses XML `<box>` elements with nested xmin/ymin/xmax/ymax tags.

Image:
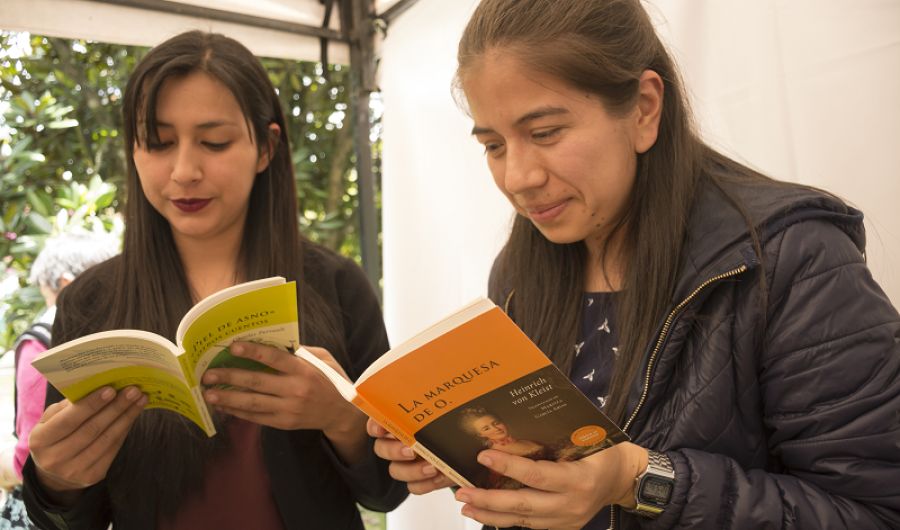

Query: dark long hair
<box><xmin>459</xmin><ymin>0</ymin><xmax>778</xmax><ymax>424</ymax></box>
<box><xmin>60</xmin><ymin>31</ymin><xmax>344</xmax><ymax>521</ymax></box>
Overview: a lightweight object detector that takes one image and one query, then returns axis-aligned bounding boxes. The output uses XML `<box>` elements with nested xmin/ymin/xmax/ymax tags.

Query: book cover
<box><xmin>297</xmin><ymin>297</ymin><xmax>628</xmax><ymax>489</ymax></box>
<box><xmin>31</xmin><ymin>277</ymin><xmax>299</xmax><ymax>436</ymax></box>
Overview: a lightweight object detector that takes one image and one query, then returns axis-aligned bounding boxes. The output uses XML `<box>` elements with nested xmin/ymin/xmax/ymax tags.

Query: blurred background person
<box><xmin>0</xmin><ymin>231</ymin><xmax>118</xmax><ymax>527</ymax></box>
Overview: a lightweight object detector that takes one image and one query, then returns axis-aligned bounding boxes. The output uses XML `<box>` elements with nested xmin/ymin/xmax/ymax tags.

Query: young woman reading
<box><xmin>22</xmin><ymin>31</ymin><xmax>407</xmax><ymax>530</ymax></box>
<box><xmin>369</xmin><ymin>1</ymin><xmax>900</xmax><ymax>529</ymax></box>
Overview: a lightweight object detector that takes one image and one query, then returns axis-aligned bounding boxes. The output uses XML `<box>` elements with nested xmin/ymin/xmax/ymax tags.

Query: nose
<box><xmin>503</xmin><ymin>143</ymin><xmax>546</xmax><ymax>195</ymax></box>
<box><xmin>171</xmin><ymin>144</ymin><xmax>202</xmax><ymax>186</ymax></box>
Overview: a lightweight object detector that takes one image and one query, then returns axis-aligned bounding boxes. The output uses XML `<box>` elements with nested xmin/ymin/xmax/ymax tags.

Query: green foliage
<box><xmin>261</xmin><ymin>56</ymin><xmax>379</xmax><ymax>258</ymax></box>
<box><xmin>1</xmin><ymin>31</ymin><xmax>381</xmax><ymax>353</ymax></box>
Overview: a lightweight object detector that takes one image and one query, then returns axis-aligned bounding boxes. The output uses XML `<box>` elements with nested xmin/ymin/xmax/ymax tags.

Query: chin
<box><xmin>533</xmin><ymin>226</ymin><xmax>584</xmax><ymax>246</ymax></box>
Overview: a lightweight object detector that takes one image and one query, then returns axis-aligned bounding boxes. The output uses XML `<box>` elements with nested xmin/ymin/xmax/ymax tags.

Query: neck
<box><xmin>173</xmin><ymin>227</ymin><xmax>245</xmax><ymax>302</ymax></box>
<box><xmin>584</xmin><ymin>228</ymin><xmax>627</xmax><ymax>293</ymax></box>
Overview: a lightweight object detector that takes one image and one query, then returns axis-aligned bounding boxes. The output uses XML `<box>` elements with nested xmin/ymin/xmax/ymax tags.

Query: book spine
<box><xmin>352</xmin><ymin>395</ymin><xmax>416</xmax><ymax>447</ymax></box>
<box><xmin>410</xmin><ymin>442</ymin><xmax>474</xmax><ymax>489</ymax></box>
<box><xmin>190</xmin><ymin>386</ymin><xmax>217</xmax><ymax>437</ymax></box>
<box><xmin>352</xmin><ymin>395</ymin><xmax>473</xmax><ymax>488</ymax></box>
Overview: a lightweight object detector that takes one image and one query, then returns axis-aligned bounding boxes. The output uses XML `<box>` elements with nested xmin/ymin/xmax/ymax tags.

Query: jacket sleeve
<box><xmin>633</xmin><ymin>219</ymin><xmax>900</xmax><ymax>530</ymax></box>
<box><xmin>323</xmin><ymin>256</ymin><xmax>409</xmax><ymax>512</ymax></box>
<box><xmin>21</xmin><ymin>457</ymin><xmax>112</xmax><ymax>530</ymax></box>
<box><xmin>21</xmin><ymin>274</ymin><xmax>117</xmax><ymax>530</ymax></box>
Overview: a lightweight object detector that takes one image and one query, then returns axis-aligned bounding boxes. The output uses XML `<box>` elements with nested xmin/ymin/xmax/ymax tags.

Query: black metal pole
<box><xmin>341</xmin><ymin>0</ymin><xmax>382</xmax><ymax>301</ymax></box>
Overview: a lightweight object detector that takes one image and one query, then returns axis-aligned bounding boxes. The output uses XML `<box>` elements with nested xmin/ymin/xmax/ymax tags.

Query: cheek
<box><xmin>133</xmin><ymin>154</ymin><xmax>165</xmax><ymax>194</ymax></box>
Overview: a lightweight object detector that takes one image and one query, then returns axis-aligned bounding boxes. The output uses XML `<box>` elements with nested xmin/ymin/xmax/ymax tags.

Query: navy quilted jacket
<box><xmin>493</xmin><ymin>177</ymin><xmax>900</xmax><ymax>529</ymax></box>
<box><xmin>613</xmin><ymin>179</ymin><xmax>900</xmax><ymax>529</ymax></box>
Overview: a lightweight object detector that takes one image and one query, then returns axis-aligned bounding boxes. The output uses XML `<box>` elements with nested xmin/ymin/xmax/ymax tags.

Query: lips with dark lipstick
<box><xmin>172</xmin><ymin>198</ymin><xmax>212</xmax><ymax>212</ymax></box>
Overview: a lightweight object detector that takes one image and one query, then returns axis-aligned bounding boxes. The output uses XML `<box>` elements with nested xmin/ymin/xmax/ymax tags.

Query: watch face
<box><xmin>640</xmin><ymin>478</ymin><xmax>673</xmax><ymax>505</ymax></box>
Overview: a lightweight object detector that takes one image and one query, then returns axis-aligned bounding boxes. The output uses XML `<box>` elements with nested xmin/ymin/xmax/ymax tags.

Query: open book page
<box><xmin>32</xmin><ymin>331</ymin><xmax>184</xmax><ymax>389</ymax></box>
<box><xmin>177</xmin><ymin>281</ymin><xmax>300</xmax><ymax>389</ymax></box>
<box><xmin>356</xmin><ymin>297</ymin><xmax>496</xmax><ymax>385</ymax></box>
<box><xmin>30</xmin><ymin>331</ymin><xmax>212</xmax><ymax>434</ymax></box>
<box><xmin>295</xmin><ymin>348</ymin><xmax>357</xmax><ymax>401</ymax></box>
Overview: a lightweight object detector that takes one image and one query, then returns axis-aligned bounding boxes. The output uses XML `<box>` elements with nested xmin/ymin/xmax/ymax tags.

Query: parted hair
<box><xmin>458</xmin><ymin>0</ymin><xmax>777</xmax><ymax>425</ymax></box>
<box><xmin>56</xmin><ymin>30</ymin><xmax>344</xmax><ymax>521</ymax></box>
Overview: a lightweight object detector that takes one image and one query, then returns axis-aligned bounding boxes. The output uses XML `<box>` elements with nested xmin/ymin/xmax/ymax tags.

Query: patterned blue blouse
<box><xmin>570</xmin><ymin>291</ymin><xmax>618</xmax><ymax>530</ymax></box>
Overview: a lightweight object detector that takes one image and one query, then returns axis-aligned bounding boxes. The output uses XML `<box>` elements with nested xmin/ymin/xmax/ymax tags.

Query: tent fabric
<box><xmin>3</xmin><ymin>0</ymin><xmax>350</xmax><ymax>62</ymax></box>
<box><xmin>379</xmin><ymin>1</ymin><xmax>900</xmax><ymax>527</ymax></box>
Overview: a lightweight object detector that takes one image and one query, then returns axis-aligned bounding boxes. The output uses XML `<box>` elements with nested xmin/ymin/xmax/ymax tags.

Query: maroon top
<box><xmin>157</xmin><ymin>419</ymin><xmax>286</xmax><ymax>530</ymax></box>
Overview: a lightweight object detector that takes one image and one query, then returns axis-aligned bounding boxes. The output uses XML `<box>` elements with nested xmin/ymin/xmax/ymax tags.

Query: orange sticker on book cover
<box><xmin>570</xmin><ymin>425</ymin><xmax>607</xmax><ymax>447</ymax></box>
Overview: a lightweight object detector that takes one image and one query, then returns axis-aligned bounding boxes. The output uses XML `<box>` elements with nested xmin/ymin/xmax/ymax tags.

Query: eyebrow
<box><xmin>156</xmin><ymin>121</ymin><xmax>238</xmax><ymax>130</ymax></box>
<box><xmin>471</xmin><ymin>106</ymin><xmax>571</xmax><ymax>135</ymax></box>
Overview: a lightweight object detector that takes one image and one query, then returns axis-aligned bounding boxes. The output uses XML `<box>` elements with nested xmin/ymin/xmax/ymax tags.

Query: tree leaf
<box><xmin>46</xmin><ymin>119</ymin><xmax>79</xmax><ymax>129</ymax></box>
<box><xmin>26</xmin><ymin>213</ymin><xmax>54</xmax><ymax>234</ymax></box>
<box><xmin>55</xmin><ymin>198</ymin><xmax>79</xmax><ymax>209</ymax></box>
<box><xmin>25</xmin><ymin>189</ymin><xmax>50</xmax><ymax>216</ymax></box>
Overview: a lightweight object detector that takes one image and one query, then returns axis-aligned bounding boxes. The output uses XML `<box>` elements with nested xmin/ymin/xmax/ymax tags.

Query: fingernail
<box><xmin>125</xmin><ymin>387</ymin><xmax>140</xmax><ymax>400</ymax></box>
<box><xmin>401</xmin><ymin>447</ymin><xmax>414</xmax><ymax>458</ymax></box>
<box><xmin>136</xmin><ymin>395</ymin><xmax>150</xmax><ymax>408</ymax></box>
<box><xmin>204</xmin><ymin>373</ymin><xmax>218</xmax><ymax>384</ymax></box>
<box><xmin>433</xmin><ymin>475</ymin><xmax>445</xmax><ymax>484</ymax></box>
<box><xmin>422</xmin><ymin>465</ymin><xmax>436</xmax><ymax>476</ymax></box>
<box><xmin>456</xmin><ymin>493</ymin><xmax>471</xmax><ymax>504</ymax></box>
<box><xmin>205</xmin><ymin>393</ymin><xmax>218</xmax><ymax>404</ymax></box>
<box><xmin>231</xmin><ymin>343</ymin><xmax>244</xmax><ymax>355</ymax></box>
<box><xmin>100</xmin><ymin>387</ymin><xmax>115</xmax><ymax>401</ymax></box>
<box><xmin>478</xmin><ymin>454</ymin><xmax>493</xmax><ymax>467</ymax></box>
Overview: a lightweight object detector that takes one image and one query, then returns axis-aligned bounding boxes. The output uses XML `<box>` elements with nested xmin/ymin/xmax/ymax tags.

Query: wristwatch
<box><xmin>622</xmin><ymin>450</ymin><xmax>675</xmax><ymax>519</ymax></box>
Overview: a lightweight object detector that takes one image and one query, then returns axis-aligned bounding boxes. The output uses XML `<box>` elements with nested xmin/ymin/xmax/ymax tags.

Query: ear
<box><xmin>59</xmin><ymin>272</ymin><xmax>74</xmax><ymax>290</ymax></box>
<box><xmin>256</xmin><ymin>123</ymin><xmax>281</xmax><ymax>173</ymax></box>
<box><xmin>634</xmin><ymin>70</ymin><xmax>664</xmax><ymax>154</ymax></box>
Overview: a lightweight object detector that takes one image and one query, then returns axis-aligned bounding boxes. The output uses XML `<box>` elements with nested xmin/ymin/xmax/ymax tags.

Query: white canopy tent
<box><xmin>4</xmin><ymin>1</ymin><xmax>900</xmax><ymax>529</ymax></box>
<box><xmin>4</xmin><ymin>0</ymin><xmax>351</xmax><ymax>63</ymax></box>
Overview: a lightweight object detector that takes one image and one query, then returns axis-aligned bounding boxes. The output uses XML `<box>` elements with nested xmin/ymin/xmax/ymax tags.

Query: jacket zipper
<box><xmin>610</xmin><ymin>264</ymin><xmax>748</xmax><ymax>529</ymax></box>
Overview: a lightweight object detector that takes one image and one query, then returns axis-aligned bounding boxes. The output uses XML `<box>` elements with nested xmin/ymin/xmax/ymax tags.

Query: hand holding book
<box><xmin>28</xmin><ymin>385</ymin><xmax>149</xmax><ymax>507</ymax></box>
<box><xmin>452</xmin><ymin>441</ymin><xmax>649</xmax><ymax>530</ymax></box>
<box><xmin>368</xmin><ymin>420</ymin><xmax>458</xmax><ymax>494</ymax></box>
<box><xmin>200</xmin><ymin>342</ymin><xmax>370</xmax><ymax>466</ymax></box>
<box><xmin>297</xmin><ymin>297</ymin><xmax>629</xmax><ymax>492</ymax></box>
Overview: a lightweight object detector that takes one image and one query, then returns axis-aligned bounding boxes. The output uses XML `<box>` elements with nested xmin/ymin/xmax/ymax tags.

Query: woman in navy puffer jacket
<box><xmin>370</xmin><ymin>0</ymin><xmax>900</xmax><ymax>528</ymax></box>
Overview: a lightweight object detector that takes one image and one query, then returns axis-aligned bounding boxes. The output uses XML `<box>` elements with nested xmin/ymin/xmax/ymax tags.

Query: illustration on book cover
<box><xmin>415</xmin><ymin>365</ymin><xmax>628</xmax><ymax>489</ymax></box>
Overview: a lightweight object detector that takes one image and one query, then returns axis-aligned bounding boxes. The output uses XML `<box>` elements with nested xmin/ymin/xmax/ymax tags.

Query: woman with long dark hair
<box><xmin>21</xmin><ymin>31</ymin><xmax>406</xmax><ymax>529</ymax></box>
<box><xmin>370</xmin><ymin>1</ymin><xmax>900</xmax><ymax>529</ymax></box>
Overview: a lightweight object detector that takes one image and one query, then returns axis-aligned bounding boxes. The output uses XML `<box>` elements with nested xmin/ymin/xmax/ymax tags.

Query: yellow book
<box><xmin>31</xmin><ymin>277</ymin><xmax>299</xmax><ymax>436</ymax></box>
<box><xmin>297</xmin><ymin>297</ymin><xmax>628</xmax><ymax>489</ymax></box>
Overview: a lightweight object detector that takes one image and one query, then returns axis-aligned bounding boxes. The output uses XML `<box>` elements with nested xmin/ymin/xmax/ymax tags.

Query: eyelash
<box><xmin>533</xmin><ymin>129</ymin><xmax>560</xmax><ymax>141</ymax></box>
<box><xmin>481</xmin><ymin>128</ymin><xmax>561</xmax><ymax>154</ymax></box>
<box><xmin>146</xmin><ymin>142</ymin><xmax>171</xmax><ymax>151</ymax></box>
<box><xmin>204</xmin><ymin>142</ymin><xmax>230</xmax><ymax>151</ymax></box>
<box><xmin>145</xmin><ymin>141</ymin><xmax>231</xmax><ymax>152</ymax></box>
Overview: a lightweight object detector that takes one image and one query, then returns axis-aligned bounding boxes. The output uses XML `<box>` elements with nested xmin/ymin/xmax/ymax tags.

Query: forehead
<box><xmin>150</xmin><ymin>71</ymin><xmax>244</xmax><ymax>122</ymax></box>
<box><xmin>462</xmin><ymin>55</ymin><xmax>587</xmax><ymax>128</ymax></box>
<box><xmin>472</xmin><ymin>415</ymin><xmax>498</xmax><ymax>425</ymax></box>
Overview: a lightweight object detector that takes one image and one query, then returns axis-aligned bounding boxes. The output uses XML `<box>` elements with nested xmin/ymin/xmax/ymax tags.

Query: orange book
<box><xmin>298</xmin><ymin>297</ymin><xmax>628</xmax><ymax>489</ymax></box>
